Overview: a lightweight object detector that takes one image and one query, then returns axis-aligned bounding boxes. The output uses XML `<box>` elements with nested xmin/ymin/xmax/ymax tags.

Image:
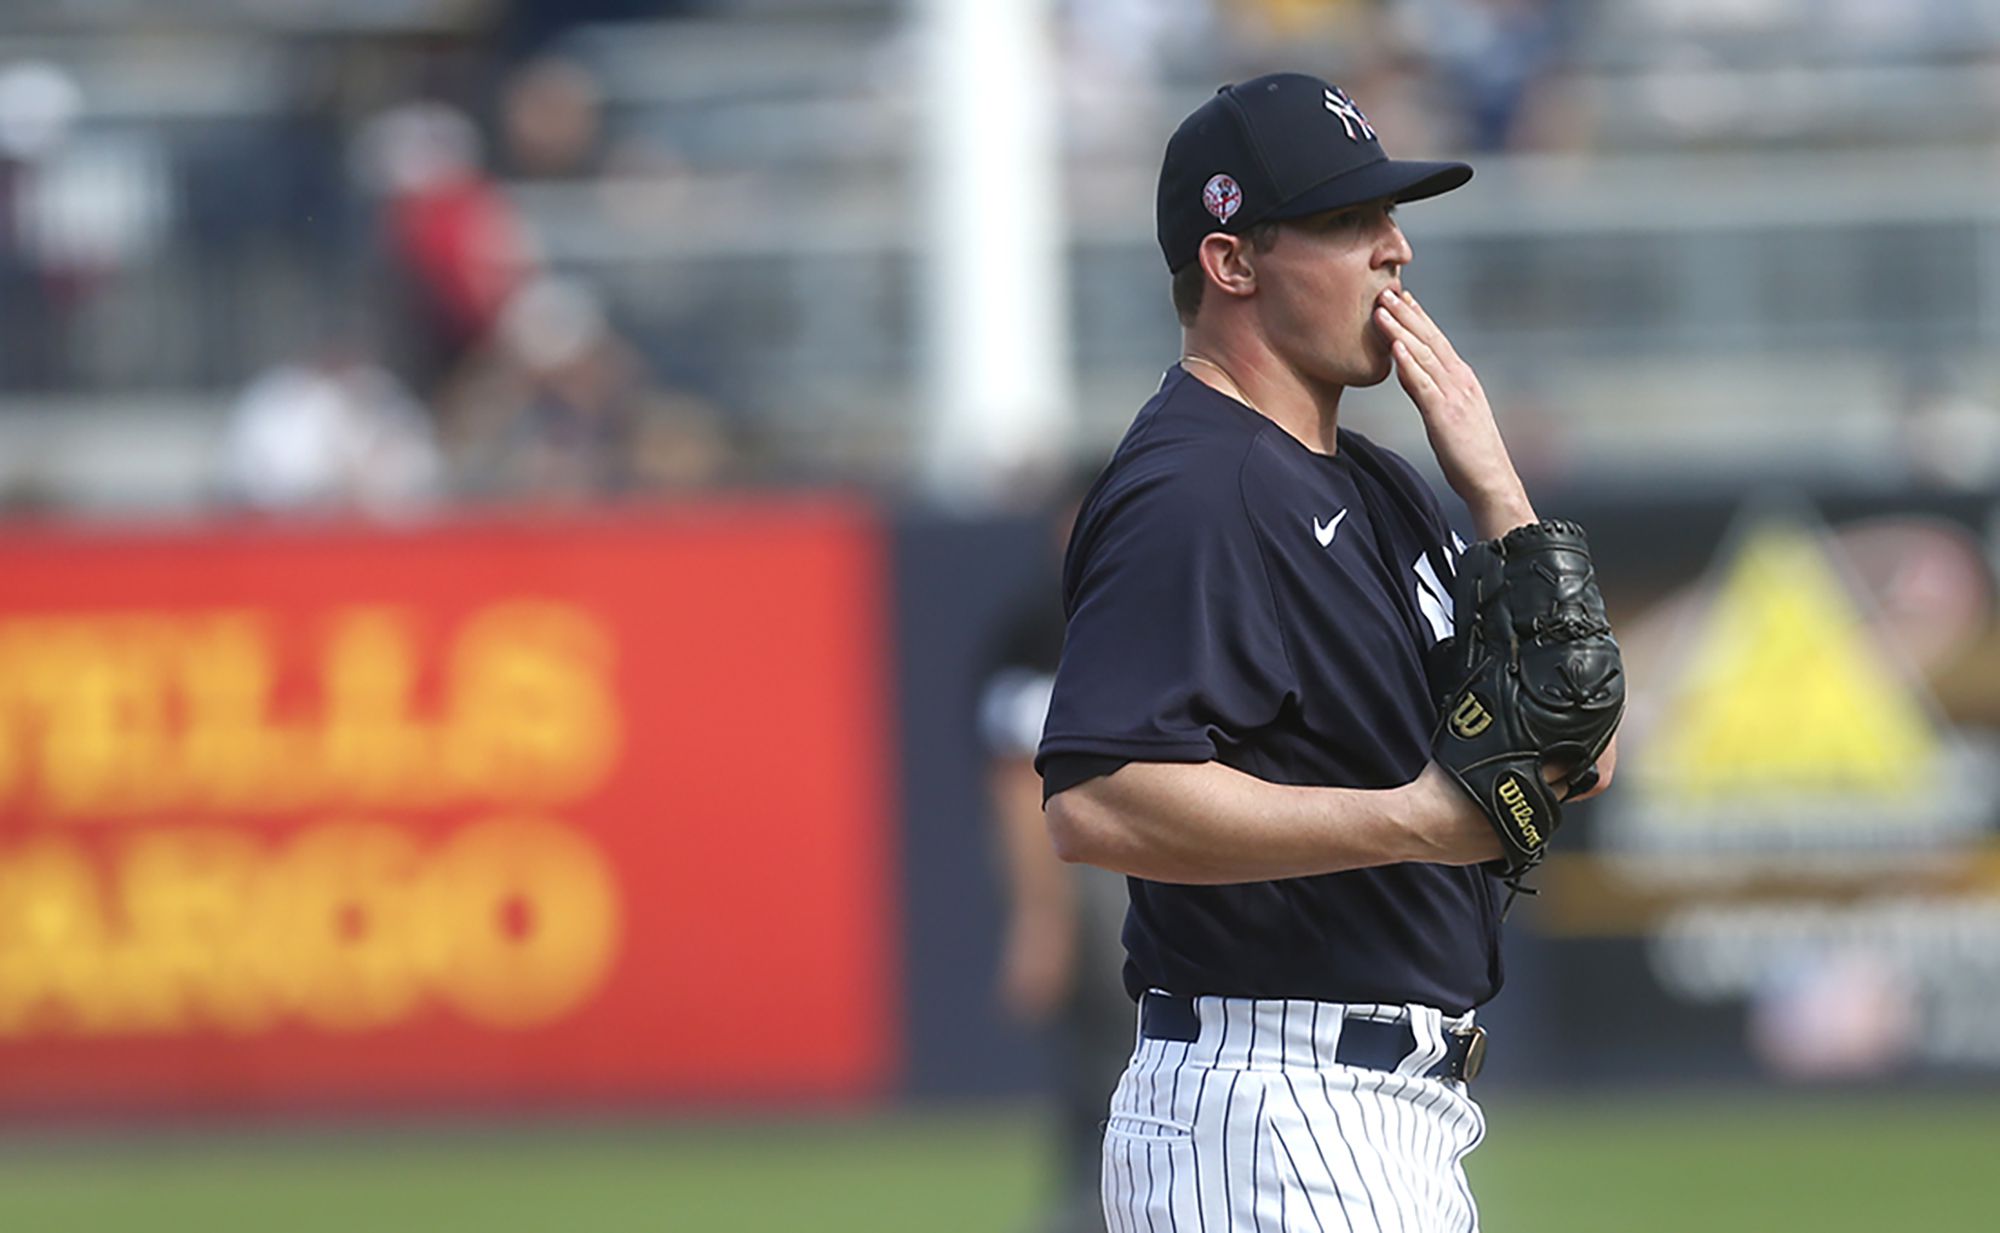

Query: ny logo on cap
<box><xmin>1324</xmin><ymin>87</ymin><xmax>1376</xmax><ymax>143</ymax></box>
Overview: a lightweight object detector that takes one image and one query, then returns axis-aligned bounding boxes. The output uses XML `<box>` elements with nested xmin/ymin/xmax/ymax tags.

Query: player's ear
<box><xmin>1198</xmin><ymin>232</ymin><xmax>1257</xmax><ymax>301</ymax></box>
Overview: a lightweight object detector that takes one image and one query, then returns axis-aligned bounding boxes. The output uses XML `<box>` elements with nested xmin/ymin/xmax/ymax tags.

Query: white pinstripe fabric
<box><xmin>1101</xmin><ymin>996</ymin><xmax>1487</xmax><ymax>1232</ymax></box>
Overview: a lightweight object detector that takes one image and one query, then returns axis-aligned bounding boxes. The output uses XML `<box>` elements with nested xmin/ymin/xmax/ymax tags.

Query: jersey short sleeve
<box><xmin>1036</xmin><ymin>444</ymin><xmax>1298</xmax><ymax>771</ymax></box>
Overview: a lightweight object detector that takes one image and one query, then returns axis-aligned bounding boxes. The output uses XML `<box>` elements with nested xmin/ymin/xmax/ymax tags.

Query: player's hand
<box><xmin>1402</xmin><ymin>757</ymin><xmax>1594</xmax><ymax>865</ymax></box>
<box><xmin>1374</xmin><ymin>288</ymin><xmax>1534</xmax><ymax>535</ymax></box>
<box><xmin>1401</xmin><ymin>762</ymin><xmax>1506</xmax><ymax>865</ymax></box>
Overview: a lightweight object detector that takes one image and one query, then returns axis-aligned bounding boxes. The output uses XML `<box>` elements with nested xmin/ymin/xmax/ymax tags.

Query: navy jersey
<box><xmin>1036</xmin><ymin>366</ymin><xmax>1504</xmax><ymax>1015</ymax></box>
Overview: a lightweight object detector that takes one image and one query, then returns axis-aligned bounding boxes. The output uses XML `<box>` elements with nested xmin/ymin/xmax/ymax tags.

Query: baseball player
<box><xmin>1036</xmin><ymin>73</ymin><xmax>1620</xmax><ymax>1231</ymax></box>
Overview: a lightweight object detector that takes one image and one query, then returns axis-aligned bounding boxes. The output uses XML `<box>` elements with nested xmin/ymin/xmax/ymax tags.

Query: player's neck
<box><xmin>1179</xmin><ymin>334</ymin><xmax>1343</xmax><ymax>455</ymax></box>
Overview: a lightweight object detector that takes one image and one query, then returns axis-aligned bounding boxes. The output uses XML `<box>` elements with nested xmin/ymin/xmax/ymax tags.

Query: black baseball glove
<box><xmin>1433</xmin><ymin>519</ymin><xmax>1625</xmax><ymax>891</ymax></box>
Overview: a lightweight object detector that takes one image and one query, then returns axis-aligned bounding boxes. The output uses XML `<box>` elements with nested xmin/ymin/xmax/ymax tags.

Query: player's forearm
<box><xmin>1462</xmin><ymin>479</ymin><xmax>1536</xmax><ymax>540</ymax></box>
<box><xmin>1044</xmin><ymin>759</ymin><xmax>1497</xmax><ymax>884</ymax></box>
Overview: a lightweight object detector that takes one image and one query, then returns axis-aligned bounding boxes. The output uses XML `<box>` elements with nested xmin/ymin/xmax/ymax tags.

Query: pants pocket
<box><xmin>1102</xmin><ymin>1111</ymin><xmax>1197</xmax><ymax>1229</ymax></box>
<box><xmin>1104</xmin><ymin>1112</ymin><xmax>1193</xmax><ymax>1143</ymax></box>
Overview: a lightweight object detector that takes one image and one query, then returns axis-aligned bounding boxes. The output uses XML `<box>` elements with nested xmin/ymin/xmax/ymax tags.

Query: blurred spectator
<box><xmin>0</xmin><ymin>60</ymin><xmax>77</xmax><ymax>392</ymax></box>
<box><xmin>1389</xmin><ymin>0</ymin><xmax>1571</xmax><ymax>151</ymax></box>
<box><xmin>0</xmin><ymin>59</ymin><xmax>171</xmax><ymax>391</ymax></box>
<box><xmin>1896</xmin><ymin>367</ymin><xmax>2000</xmax><ymax>492</ymax></box>
<box><xmin>222</xmin><ymin>343</ymin><xmax>443</xmax><ymax>516</ymax></box>
<box><xmin>354</xmin><ymin>101</ymin><xmax>536</xmax><ymax>399</ymax></box>
<box><xmin>438</xmin><ymin>276</ymin><xmax>730</xmax><ymax>502</ymax></box>
<box><xmin>499</xmin><ymin>56</ymin><xmax>606</xmax><ymax>181</ymax></box>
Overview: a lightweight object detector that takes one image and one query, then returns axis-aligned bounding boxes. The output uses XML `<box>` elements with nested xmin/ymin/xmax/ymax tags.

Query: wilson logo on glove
<box><xmin>1449</xmin><ymin>693</ymin><xmax>1494</xmax><ymax>739</ymax></box>
<box><xmin>1494</xmin><ymin>773</ymin><xmax>1544</xmax><ymax>849</ymax></box>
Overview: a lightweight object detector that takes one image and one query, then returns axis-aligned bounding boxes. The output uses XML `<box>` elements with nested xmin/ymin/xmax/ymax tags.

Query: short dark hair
<box><xmin>1171</xmin><ymin>221</ymin><xmax>1283</xmax><ymax>326</ymax></box>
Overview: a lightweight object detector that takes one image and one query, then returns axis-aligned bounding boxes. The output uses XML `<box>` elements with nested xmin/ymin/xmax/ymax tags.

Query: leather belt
<box><xmin>1139</xmin><ymin>991</ymin><xmax>1486</xmax><ymax>1083</ymax></box>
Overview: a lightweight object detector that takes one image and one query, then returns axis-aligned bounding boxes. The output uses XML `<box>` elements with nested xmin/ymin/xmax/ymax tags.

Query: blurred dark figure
<box><xmin>437</xmin><ymin>276</ymin><xmax>730</xmax><ymax>502</ymax></box>
<box><xmin>978</xmin><ymin>467</ymin><xmax>1128</xmax><ymax>1233</ymax></box>
<box><xmin>354</xmin><ymin>102</ymin><xmax>535</xmax><ymax>401</ymax></box>
<box><xmin>1393</xmin><ymin>0</ymin><xmax>1569</xmax><ymax>150</ymax></box>
<box><xmin>498</xmin><ymin>0</ymin><xmax>713</xmax><ymax>60</ymax></box>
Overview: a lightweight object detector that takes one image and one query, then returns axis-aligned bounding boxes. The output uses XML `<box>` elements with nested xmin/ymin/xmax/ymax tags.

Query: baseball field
<box><xmin>0</xmin><ymin>1091</ymin><xmax>1990</xmax><ymax>1232</ymax></box>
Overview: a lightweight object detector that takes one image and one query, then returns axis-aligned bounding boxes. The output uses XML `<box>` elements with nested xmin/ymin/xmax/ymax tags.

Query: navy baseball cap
<box><xmin>1157</xmin><ymin>73</ymin><xmax>1472</xmax><ymax>272</ymax></box>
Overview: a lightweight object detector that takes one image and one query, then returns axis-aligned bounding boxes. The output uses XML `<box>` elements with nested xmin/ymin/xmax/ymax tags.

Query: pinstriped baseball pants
<box><xmin>1101</xmin><ymin>996</ymin><xmax>1486</xmax><ymax>1232</ymax></box>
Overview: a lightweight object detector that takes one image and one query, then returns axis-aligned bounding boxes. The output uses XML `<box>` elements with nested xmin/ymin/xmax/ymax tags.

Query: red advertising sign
<box><xmin>0</xmin><ymin>501</ymin><xmax>897</xmax><ymax>1112</ymax></box>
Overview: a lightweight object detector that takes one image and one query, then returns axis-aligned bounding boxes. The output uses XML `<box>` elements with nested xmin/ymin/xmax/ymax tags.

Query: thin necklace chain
<box><xmin>1178</xmin><ymin>353</ymin><xmax>1258</xmax><ymax>412</ymax></box>
<box><xmin>1182</xmin><ymin>352</ymin><xmax>1336</xmax><ymax>456</ymax></box>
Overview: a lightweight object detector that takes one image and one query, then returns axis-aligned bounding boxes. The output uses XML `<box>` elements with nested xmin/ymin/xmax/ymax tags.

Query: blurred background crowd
<box><xmin>0</xmin><ymin>0</ymin><xmax>1995</xmax><ymax>518</ymax></box>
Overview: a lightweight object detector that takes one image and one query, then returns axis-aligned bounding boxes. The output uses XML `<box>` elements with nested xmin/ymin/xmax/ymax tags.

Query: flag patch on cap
<box><xmin>1202</xmin><ymin>174</ymin><xmax>1242</xmax><ymax>223</ymax></box>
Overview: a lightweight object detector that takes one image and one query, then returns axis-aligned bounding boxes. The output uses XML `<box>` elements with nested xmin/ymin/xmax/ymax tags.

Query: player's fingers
<box><xmin>1399</xmin><ymin>290</ymin><xmax>1465</xmax><ymax>367</ymax></box>
<box><xmin>1391</xmin><ymin>339</ymin><xmax>1439</xmax><ymax>398</ymax></box>
<box><xmin>1381</xmin><ymin>288</ymin><xmax>1457</xmax><ymax>366</ymax></box>
<box><xmin>1375</xmin><ymin>306</ymin><xmax>1446</xmax><ymax>377</ymax></box>
<box><xmin>1376</xmin><ymin>292</ymin><xmax>1450</xmax><ymax>361</ymax></box>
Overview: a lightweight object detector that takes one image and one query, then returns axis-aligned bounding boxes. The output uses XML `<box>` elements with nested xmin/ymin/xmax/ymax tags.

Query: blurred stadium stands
<box><xmin>0</xmin><ymin>0</ymin><xmax>1993</xmax><ymax>510</ymax></box>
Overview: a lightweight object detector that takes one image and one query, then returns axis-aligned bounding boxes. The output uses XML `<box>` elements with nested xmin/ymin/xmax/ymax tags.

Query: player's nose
<box><xmin>1379</xmin><ymin>216</ymin><xmax>1414</xmax><ymax>268</ymax></box>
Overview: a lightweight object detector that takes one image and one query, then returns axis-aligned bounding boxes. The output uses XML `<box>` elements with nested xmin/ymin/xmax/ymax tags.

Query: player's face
<box><xmin>1255</xmin><ymin>199</ymin><xmax>1414</xmax><ymax>388</ymax></box>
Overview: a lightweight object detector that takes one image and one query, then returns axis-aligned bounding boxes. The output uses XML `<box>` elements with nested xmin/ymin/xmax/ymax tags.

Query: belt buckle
<box><xmin>1454</xmin><ymin>1025</ymin><xmax>1488</xmax><ymax>1082</ymax></box>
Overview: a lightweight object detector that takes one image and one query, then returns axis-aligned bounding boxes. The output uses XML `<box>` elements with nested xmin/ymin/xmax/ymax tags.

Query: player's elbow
<box><xmin>1044</xmin><ymin>786</ymin><xmax>1114</xmax><ymax>867</ymax></box>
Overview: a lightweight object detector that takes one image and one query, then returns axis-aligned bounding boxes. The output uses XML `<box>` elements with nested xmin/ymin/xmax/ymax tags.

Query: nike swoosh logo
<box><xmin>1313</xmin><ymin>509</ymin><xmax>1349</xmax><ymax>547</ymax></box>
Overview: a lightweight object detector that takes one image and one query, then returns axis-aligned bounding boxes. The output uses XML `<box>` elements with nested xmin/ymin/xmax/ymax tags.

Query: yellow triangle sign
<box><xmin>1640</xmin><ymin>520</ymin><xmax>1939</xmax><ymax>810</ymax></box>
